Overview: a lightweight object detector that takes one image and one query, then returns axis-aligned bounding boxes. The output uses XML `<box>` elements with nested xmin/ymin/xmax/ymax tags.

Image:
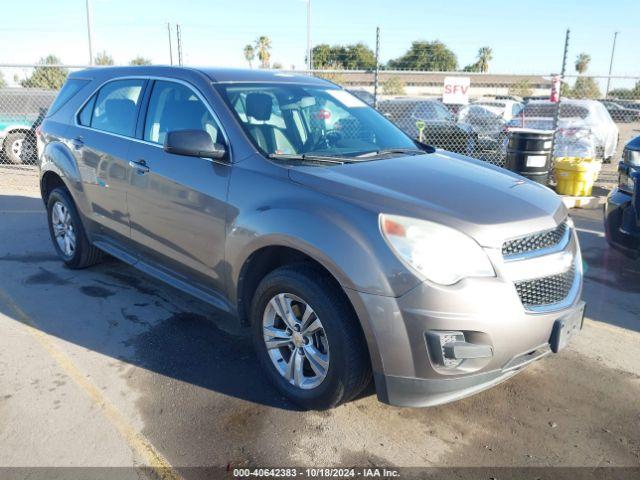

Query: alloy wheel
<box><xmin>51</xmin><ymin>201</ymin><xmax>76</xmax><ymax>258</ymax></box>
<box><xmin>262</xmin><ymin>293</ymin><xmax>330</xmax><ymax>390</ymax></box>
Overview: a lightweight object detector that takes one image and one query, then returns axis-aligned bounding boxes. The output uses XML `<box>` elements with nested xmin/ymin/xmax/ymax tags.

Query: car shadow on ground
<box><xmin>0</xmin><ymin>257</ymin><xmax>306</xmax><ymax>411</ymax></box>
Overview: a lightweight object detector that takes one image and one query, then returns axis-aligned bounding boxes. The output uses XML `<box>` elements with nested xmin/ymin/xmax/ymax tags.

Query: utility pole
<box><xmin>605</xmin><ymin>31</ymin><xmax>619</xmax><ymax>98</ymax></box>
<box><xmin>167</xmin><ymin>22</ymin><xmax>174</xmax><ymax>65</ymax></box>
<box><xmin>176</xmin><ymin>24</ymin><xmax>183</xmax><ymax>66</ymax></box>
<box><xmin>85</xmin><ymin>0</ymin><xmax>94</xmax><ymax>65</ymax></box>
<box><xmin>306</xmin><ymin>0</ymin><xmax>312</xmax><ymax>71</ymax></box>
<box><xmin>373</xmin><ymin>26</ymin><xmax>380</xmax><ymax>109</ymax></box>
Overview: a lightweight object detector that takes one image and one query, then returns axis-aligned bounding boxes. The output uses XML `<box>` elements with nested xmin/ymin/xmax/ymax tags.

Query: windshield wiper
<box><xmin>354</xmin><ymin>148</ymin><xmax>428</xmax><ymax>158</ymax></box>
<box><xmin>268</xmin><ymin>153</ymin><xmax>349</xmax><ymax>164</ymax></box>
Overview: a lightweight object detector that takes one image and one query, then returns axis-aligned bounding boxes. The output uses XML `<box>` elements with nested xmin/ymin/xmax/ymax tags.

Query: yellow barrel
<box><xmin>553</xmin><ymin>157</ymin><xmax>601</xmax><ymax>197</ymax></box>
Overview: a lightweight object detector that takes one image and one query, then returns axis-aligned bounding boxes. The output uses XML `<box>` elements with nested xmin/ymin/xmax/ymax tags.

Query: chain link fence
<box><xmin>1</xmin><ymin>65</ymin><xmax>639</xmax><ymax>177</ymax></box>
<box><xmin>0</xmin><ymin>65</ymin><xmax>85</xmax><ymax>169</ymax></box>
<box><xmin>327</xmin><ymin>70</ymin><xmax>640</xmax><ymax>170</ymax></box>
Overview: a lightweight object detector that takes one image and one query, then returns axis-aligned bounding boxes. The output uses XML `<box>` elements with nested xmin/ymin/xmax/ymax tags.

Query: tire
<box><xmin>3</xmin><ymin>131</ymin><xmax>34</xmax><ymax>165</ymax></box>
<box><xmin>251</xmin><ymin>264</ymin><xmax>371</xmax><ymax>410</ymax></box>
<box><xmin>46</xmin><ymin>187</ymin><xmax>102</xmax><ymax>269</ymax></box>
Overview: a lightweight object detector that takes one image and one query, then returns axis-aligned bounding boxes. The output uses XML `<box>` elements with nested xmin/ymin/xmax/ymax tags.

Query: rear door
<box><xmin>73</xmin><ymin>78</ymin><xmax>147</xmax><ymax>245</ymax></box>
<box><xmin>126</xmin><ymin>79</ymin><xmax>231</xmax><ymax>294</ymax></box>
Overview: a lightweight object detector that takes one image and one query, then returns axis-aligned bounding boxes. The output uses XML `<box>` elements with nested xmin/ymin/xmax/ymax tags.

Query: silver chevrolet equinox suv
<box><xmin>38</xmin><ymin>67</ymin><xmax>585</xmax><ymax>409</ymax></box>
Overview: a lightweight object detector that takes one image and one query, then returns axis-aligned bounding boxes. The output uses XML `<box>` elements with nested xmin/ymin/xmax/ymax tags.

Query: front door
<box><xmin>126</xmin><ymin>80</ymin><xmax>230</xmax><ymax>295</ymax></box>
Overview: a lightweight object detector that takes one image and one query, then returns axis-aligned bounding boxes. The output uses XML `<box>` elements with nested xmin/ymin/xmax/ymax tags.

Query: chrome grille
<box><xmin>502</xmin><ymin>222</ymin><xmax>568</xmax><ymax>257</ymax></box>
<box><xmin>514</xmin><ymin>265</ymin><xmax>576</xmax><ymax>307</ymax></box>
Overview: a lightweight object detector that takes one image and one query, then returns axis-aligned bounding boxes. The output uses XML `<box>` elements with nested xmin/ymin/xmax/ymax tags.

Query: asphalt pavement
<box><xmin>0</xmin><ymin>168</ymin><xmax>638</xmax><ymax>479</ymax></box>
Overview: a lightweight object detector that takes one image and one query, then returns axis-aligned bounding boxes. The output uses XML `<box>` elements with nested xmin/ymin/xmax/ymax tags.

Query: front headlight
<box><xmin>380</xmin><ymin>214</ymin><xmax>495</xmax><ymax>286</ymax></box>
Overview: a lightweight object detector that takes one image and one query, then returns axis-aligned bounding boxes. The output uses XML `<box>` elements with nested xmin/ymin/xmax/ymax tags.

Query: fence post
<box><xmin>373</xmin><ymin>26</ymin><xmax>380</xmax><ymax>109</ymax></box>
<box><xmin>551</xmin><ymin>28</ymin><xmax>570</xmax><ymax>167</ymax></box>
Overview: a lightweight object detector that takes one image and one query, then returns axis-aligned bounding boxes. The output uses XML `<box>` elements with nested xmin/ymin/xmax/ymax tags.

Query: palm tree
<box><xmin>255</xmin><ymin>36</ymin><xmax>272</xmax><ymax>69</ymax></box>
<box><xmin>476</xmin><ymin>47</ymin><xmax>493</xmax><ymax>73</ymax></box>
<box><xmin>243</xmin><ymin>45</ymin><xmax>255</xmax><ymax>69</ymax></box>
<box><xmin>575</xmin><ymin>53</ymin><xmax>591</xmax><ymax>74</ymax></box>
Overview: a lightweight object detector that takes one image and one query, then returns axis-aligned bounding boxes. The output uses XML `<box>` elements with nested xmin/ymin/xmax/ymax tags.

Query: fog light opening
<box><xmin>427</xmin><ymin>331</ymin><xmax>465</xmax><ymax>369</ymax></box>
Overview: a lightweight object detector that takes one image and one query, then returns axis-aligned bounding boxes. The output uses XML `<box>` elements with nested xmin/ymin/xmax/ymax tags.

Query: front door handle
<box><xmin>128</xmin><ymin>159</ymin><xmax>150</xmax><ymax>174</ymax></box>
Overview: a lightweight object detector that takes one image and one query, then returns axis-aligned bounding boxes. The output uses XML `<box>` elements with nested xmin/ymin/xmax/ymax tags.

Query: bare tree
<box><xmin>94</xmin><ymin>51</ymin><xmax>114</xmax><ymax>66</ymax></box>
<box><xmin>130</xmin><ymin>56</ymin><xmax>152</xmax><ymax>66</ymax></box>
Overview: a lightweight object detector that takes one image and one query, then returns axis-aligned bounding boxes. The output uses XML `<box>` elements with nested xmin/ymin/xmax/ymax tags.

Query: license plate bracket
<box><xmin>550</xmin><ymin>302</ymin><xmax>585</xmax><ymax>353</ymax></box>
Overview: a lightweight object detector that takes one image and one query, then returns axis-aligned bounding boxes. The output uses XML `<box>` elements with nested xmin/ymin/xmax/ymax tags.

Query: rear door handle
<box><xmin>71</xmin><ymin>137</ymin><xmax>84</xmax><ymax>149</ymax></box>
<box><xmin>128</xmin><ymin>159</ymin><xmax>150</xmax><ymax>174</ymax></box>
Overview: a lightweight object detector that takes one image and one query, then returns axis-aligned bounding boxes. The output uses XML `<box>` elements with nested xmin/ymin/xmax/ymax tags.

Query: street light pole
<box><xmin>85</xmin><ymin>0</ymin><xmax>94</xmax><ymax>65</ymax></box>
<box><xmin>306</xmin><ymin>0</ymin><xmax>312</xmax><ymax>71</ymax></box>
<box><xmin>605</xmin><ymin>31</ymin><xmax>619</xmax><ymax>98</ymax></box>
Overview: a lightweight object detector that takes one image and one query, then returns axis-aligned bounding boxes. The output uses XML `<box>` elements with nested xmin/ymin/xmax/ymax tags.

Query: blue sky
<box><xmin>2</xmin><ymin>0</ymin><xmax>639</xmax><ymax>75</ymax></box>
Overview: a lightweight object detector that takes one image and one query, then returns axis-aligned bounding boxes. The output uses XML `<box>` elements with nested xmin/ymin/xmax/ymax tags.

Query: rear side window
<box><xmin>78</xmin><ymin>94</ymin><xmax>96</xmax><ymax>126</ymax></box>
<box><xmin>81</xmin><ymin>79</ymin><xmax>145</xmax><ymax>136</ymax></box>
<box><xmin>46</xmin><ymin>79</ymin><xmax>89</xmax><ymax>117</ymax></box>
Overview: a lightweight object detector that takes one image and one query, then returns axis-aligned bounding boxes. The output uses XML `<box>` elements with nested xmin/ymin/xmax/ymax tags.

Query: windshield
<box><xmin>215</xmin><ymin>83</ymin><xmax>417</xmax><ymax>158</ymax></box>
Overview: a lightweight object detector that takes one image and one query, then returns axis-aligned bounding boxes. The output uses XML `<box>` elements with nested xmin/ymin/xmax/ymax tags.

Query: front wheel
<box><xmin>251</xmin><ymin>265</ymin><xmax>371</xmax><ymax>410</ymax></box>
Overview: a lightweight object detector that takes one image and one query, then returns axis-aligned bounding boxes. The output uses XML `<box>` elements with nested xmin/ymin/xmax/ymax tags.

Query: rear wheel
<box><xmin>251</xmin><ymin>265</ymin><xmax>371</xmax><ymax>410</ymax></box>
<box><xmin>46</xmin><ymin>187</ymin><xmax>102</xmax><ymax>269</ymax></box>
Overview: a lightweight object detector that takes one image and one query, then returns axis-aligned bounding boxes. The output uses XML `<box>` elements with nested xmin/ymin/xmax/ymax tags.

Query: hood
<box><xmin>288</xmin><ymin>152</ymin><xmax>565</xmax><ymax>248</ymax></box>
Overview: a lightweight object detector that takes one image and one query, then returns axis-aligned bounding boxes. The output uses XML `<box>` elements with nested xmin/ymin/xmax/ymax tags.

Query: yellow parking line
<box><xmin>0</xmin><ymin>288</ymin><xmax>182</xmax><ymax>480</ymax></box>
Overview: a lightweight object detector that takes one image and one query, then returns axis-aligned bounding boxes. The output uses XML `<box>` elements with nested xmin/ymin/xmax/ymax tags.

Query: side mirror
<box><xmin>164</xmin><ymin>129</ymin><xmax>227</xmax><ymax>160</ymax></box>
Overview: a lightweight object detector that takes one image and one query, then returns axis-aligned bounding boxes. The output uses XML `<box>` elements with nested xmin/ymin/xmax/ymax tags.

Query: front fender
<box><xmin>225</xmin><ymin>197</ymin><xmax>421</xmax><ymax>302</ymax></box>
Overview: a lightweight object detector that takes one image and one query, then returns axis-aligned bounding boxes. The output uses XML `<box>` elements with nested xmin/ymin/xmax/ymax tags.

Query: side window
<box><xmin>432</xmin><ymin>103</ymin><xmax>453</xmax><ymax>121</ymax></box>
<box><xmin>412</xmin><ymin>103</ymin><xmax>436</xmax><ymax>120</ymax></box>
<box><xmin>78</xmin><ymin>94</ymin><xmax>96</xmax><ymax>126</ymax></box>
<box><xmin>144</xmin><ymin>81</ymin><xmax>221</xmax><ymax>145</ymax></box>
<box><xmin>89</xmin><ymin>79</ymin><xmax>145</xmax><ymax>136</ymax></box>
<box><xmin>512</xmin><ymin>103</ymin><xmax>522</xmax><ymax>117</ymax></box>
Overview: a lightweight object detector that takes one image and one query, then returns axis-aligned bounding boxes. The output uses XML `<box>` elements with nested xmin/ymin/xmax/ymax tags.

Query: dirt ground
<box><xmin>0</xmin><ymin>167</ymin><xmax>638</xmax><ymax>479</ymax></box>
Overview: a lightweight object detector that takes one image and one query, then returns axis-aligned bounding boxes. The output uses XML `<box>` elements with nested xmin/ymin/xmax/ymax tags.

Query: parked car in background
<box><xmin>472</xmin><ymin>99</ymin><xmax>523</xmax><ymax>121</ymax></box>
<box><xmin>613</xmin><ymin>100</ymin><xmax>640</xmax><ymax>111</ymax></box>
<box><xmin>605</xmin><ymin>135</ymin><xmax>640</xmax><ymax>257</ymax></box>
<box><xmin>506</xmin><ymin>99</ymin><xmax>619</xmax><ymax>161</ymax></box>
<box><xmin>457</xmin><ymin>104</ymin><xmax>507</xmax><ymax>161</ymax></box>
<box><xmin>378</xmin><ymin>98</ymin><xmax>476</xmax><ymax>155</ymax></box>
<box><xmin>39</xmin><ymin>66</ymin><xmax>584</xmax><ymax>409</ymax></box>
<box><xmin>0</xmin><ymin>88</ymin><xmax>56</xmax><ymax>164</ymax></box>
<box><xmin>346</xmin><ymin>89</ymin><xmax>375</xmax><ymax>106</ymax></box>
<box><xmin>599</xmin><ymin>100</ymin><xmax>640</xmax><ymax>123</ymax></box>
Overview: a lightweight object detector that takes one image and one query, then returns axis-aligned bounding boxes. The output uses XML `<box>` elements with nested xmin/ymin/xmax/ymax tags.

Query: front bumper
<box><xmin>346</xmin><ymin>230</ymin><xmax>584</xmax><ymax>408</ymax></box>
<box><xmin>605</xmin><ymin>187</ymin><xmax>640</xmax><ymax>257</ymax></box>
